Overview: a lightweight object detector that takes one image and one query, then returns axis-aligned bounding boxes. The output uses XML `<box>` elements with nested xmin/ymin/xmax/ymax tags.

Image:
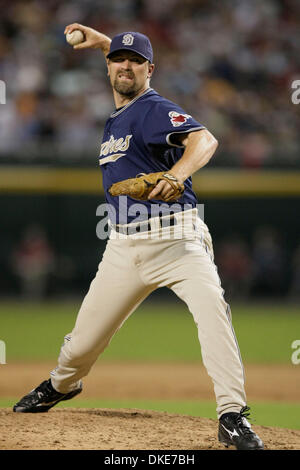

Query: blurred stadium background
<box><xmin>0</xmin><ymin>0</ymin><xmax>299</xmax><ymax>432</ymax></box>
<box><xmin>0</xmin><ymin>0</ymin><xmax>299</xmax><ymax>301</ymax></box>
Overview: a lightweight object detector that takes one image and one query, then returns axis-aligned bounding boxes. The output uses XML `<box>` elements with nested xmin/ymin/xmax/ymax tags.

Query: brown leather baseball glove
<box><xmin>108</xmin><ymin>172</ymin><xmax>184</xmax><ymax>202</ymax></box>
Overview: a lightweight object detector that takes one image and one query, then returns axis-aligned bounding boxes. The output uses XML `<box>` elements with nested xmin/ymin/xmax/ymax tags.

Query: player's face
<box><xmin>107</xmin><ymin>51</ymin><xmax>154</xmax><ymax>98</ymax></box>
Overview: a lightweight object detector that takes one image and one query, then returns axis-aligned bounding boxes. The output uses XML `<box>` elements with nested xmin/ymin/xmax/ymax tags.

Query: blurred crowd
<box><xmin>0</xmin><ymin>0</ymin><xmax>299</xmax><ymax>167</ymax></box>
<box><xmin>215</xmin><ymin>226</ymin><xmax>297</xmax><ymax>300</ymax></box>
<box><xmin>6</xmin><ymin>223</ymin><xmax>300</xmax><ymax>300</ymax></box>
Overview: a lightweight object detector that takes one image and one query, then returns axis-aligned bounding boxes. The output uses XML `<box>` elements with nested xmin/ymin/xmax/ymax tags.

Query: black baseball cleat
<box><xmin>13</xmin><ymin>379</ymin><xmax>82</xmax><ymax>413</ymax></box>
<box><xmin>218</xmin><ymin>406</ymin><xmax>264</xmax><ymax>450</ymax></box>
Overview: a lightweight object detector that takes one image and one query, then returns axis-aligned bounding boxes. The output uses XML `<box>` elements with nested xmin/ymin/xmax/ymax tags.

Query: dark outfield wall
<box><xmin>0</xmin><ymin>195</ymin><xmax>299</xmax><ymax>296</ymax></box>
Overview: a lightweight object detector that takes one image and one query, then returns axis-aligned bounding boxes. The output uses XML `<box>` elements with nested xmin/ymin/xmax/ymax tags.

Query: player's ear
<box><xmin>106</xmin><ymin>58</ymin><xmax>110</xmax><ymax>76</ymax></box>
<box><xmin>148</xmin><ymin>63</ymin><xmax>155</xmax><ymax>79</ymax></box>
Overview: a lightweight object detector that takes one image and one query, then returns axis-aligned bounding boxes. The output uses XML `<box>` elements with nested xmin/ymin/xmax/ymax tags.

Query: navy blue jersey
<box><xmin>99</xmin><ymin>88</ymin><xmax>205</xmax><ymax>224</ymax></box>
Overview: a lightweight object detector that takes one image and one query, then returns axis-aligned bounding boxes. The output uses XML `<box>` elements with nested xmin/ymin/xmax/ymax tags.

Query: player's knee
<box><xmin>188</xmin><ymin>284</ymin><xmax>226</xmax><ymax>316</ymax></box>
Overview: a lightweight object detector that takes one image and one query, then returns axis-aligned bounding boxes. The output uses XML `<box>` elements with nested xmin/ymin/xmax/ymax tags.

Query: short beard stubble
<box><xmin>113</xmin><ymin>76</ymin><xmax>142</xmax><ymax>99</ymax></box>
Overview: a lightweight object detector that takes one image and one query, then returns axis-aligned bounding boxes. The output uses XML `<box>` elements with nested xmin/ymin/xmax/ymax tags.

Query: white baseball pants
<box><xmin>50</xmin><ymin>209</ymin><xmax>247</xmax><ymax>418</ymax></box>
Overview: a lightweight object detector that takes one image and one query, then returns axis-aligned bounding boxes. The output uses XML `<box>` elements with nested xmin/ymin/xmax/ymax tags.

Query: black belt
<box><xmin>112</xmin><ymin>215</ymin><xmax>177</xmax><ymax>235</ymax></box>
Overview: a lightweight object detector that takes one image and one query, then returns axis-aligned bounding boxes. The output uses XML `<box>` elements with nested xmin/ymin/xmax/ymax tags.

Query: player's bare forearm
<box><xmin>148</xmin><ymin>129</ymin><xmax>218</xmax><ymax>201</ymax></box>
<box><xmin>170</xmin><ymin>129</ymin><xmax>218</xmax><ymax>183</ymax></box>
<box><xmin>64</xmin><ymin>23</ymin><xmax>111</xmax><ymax>56</ymax></box>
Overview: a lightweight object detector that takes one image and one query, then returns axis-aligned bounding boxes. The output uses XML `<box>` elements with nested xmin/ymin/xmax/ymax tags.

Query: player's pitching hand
<box><xmin>64</xmin><ymin>23</ymin><xmax>111</xmax><ymax>54</ymax></box>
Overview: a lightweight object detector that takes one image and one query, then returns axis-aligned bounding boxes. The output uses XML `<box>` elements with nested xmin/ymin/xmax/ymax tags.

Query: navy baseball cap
<box><xmin>107</xmin><ymin>32</ymin><xmax>153</xmax><ymax>63</ymax></box>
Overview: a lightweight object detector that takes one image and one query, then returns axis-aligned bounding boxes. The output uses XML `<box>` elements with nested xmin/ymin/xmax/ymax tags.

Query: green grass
<box><xmin>1</xmin><ymin>397</ymin><xmax>299</xmax><ymax>430</ymax></box>
<box><xmin>0</xmin><ymin>300</ymin><xmax>299</xmax><ymax>363</ymax></box>
<box><xmin>1</xmin><ymin>301</ymin><xmax>299</xmax><ymax>431</ymax></box>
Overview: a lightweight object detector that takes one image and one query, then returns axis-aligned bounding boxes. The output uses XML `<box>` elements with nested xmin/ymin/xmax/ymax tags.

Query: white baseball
<box><xmin>66</xmin><ymin>30</ymin><xmax>85</xmax><ymax>46</ymax></box>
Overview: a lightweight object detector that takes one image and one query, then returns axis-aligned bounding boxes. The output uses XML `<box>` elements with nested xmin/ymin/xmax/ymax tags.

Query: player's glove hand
<box><xmin>108</xmin><ymin>172</ymin><xmax>184</xmax><ymax>202</ymax></box>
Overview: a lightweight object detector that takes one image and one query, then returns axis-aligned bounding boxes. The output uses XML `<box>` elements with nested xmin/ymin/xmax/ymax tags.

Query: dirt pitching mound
<box><xmin>1</xmin><ymin>408</ymin><xmax>299</xmax><ymax>450</ymax></box>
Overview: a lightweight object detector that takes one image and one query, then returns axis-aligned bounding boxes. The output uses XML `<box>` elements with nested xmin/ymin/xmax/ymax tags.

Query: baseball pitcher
<box><xmin>13</xmin><ymin>25</ymin><xmax>264</xmax><ymax>451</ymax></box>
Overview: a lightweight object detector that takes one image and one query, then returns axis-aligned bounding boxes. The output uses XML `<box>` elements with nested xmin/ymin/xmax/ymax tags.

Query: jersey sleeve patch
<box><xmin>169</xmin><ymin>111</ymin><xmax>192</xmax><ymax>127</ymax></box>
<box><xmin>142</xmin><ymin>98</ymin><xmax>205</xmax><ymax>148</ymax></box>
